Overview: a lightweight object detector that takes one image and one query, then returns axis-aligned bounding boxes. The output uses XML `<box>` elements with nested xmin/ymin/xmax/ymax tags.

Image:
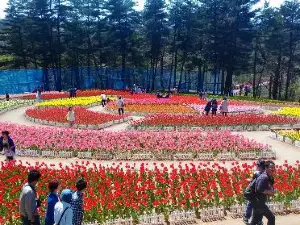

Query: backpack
<box><xmin>244</xmin><ymin>173</ymin><xmax>262</xmax><ymax>201</ymax></box>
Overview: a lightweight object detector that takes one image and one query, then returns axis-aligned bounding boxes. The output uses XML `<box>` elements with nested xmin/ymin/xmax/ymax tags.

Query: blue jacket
<box><xmin>45</xmin><ymin>192</ymin><xmax>59</xmax><ymax>224</ymax></box>
<box><xmin>0</xmin><ymin>136</ymin><xmax>15</xmax><ymax>153</ymax></box>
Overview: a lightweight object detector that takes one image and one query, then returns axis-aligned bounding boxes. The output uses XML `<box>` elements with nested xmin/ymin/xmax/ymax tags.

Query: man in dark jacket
<box><xmin>250</xmin><ymin>160</ymin><xmax>276</xmax><ymax>225</ymax></box>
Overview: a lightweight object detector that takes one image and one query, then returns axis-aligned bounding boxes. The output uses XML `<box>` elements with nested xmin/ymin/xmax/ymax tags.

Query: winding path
<box><xmin>0</xmin><ymin>106</ymin><xmax>299</xmax><ymax>225</ymax></box>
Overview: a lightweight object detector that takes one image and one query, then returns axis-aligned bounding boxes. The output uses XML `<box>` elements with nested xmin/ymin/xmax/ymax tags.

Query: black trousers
<box><xmin>118</xmin><ymin>108</ymin><xmax>124</xmax><ymax>115</ymax></box>
<box><xmin>250</xmin><ymin>202</ymin><xmax>275</xmax><ymax>225</ymax></box>
<box><xmin>21</xmin><ymin>215</ymin><xmax>41</xmax><ymax>225</ymax></box>
<box><xmin>102</xmin><ymin>100</ymin><xmax>107</xmax><ymax>107</ymax></box>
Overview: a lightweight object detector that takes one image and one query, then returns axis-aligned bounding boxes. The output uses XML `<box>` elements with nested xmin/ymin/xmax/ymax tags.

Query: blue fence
<box><xmin>0</xmin><ymin>67</ymin><xmax>222</xmax><ymax>94</ymax></box>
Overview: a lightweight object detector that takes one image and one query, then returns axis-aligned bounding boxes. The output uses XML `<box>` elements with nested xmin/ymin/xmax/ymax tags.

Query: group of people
<box><xmin>243</xmin><ymin>160</ymin><xmax>276</xmax><ymax>225</ymax></box>
<box><xmin>204</xmin><ymin>97</ymin><xmax>229</xmax><ymax>116</ymax></box>
<box><xmin>156</xmin><ymin>92</ymin><xmax>170</xmax><ymax>99</ymax></box>
<box><xmin>69</xmin><ymin>88</ymin><xmax>77</xmax><ymax>98</ymax></box>
<box><xmin>20</xmin><ymin>170</ymin><xmax>87</xmax><ymax>225</ymax></box>
<box><xmin>199</xmin><ymin>90</ymin><xmax>208</xmax><ymax>100</ymax></box>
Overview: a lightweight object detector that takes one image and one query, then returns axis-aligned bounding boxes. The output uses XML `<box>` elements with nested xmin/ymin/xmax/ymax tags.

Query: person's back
<box><xmin>71</xmin><ymin>179</ymin><xmax>87</xmax><ymax>225</ymax></box>
<box><xmin>45</xmin><ymin>180</ymin><xmax>60</xmax><ymax>225</ymax></box>
<box><xmin>54</xmin><ymin>189</ymin><xmax>73</xmax><ymax>225</ymax></box>
<box><xmin>19</xmin><ymin>170</ymin><xmax>41</xmax><ymax>225</ymax></box>
<box><xmin>101</xmin><ymin>94</ymin><xmax>107</xmax><ymax>100</ymax></box>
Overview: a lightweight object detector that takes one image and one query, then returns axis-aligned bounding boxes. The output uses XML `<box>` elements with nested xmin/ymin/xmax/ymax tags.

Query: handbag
<box><xmin>55</xmin><ymin>207</ymin><xmax>70</xmax><ymax>225</ymax></box>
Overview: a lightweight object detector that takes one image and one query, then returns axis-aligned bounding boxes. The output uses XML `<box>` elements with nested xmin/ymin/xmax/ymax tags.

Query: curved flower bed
<box><xmin>190</xmin><ymin>104</ymin><xmax>262</xmax><ymax>114</ymax></box>
<box><xmin>36</xmin><ymin>96</ymin><xmax>105</xmax><ymax>107</ymax></box>
<box><xmin>0</xmin><ymin>161</ymin><xmax>299</xmax><ymax>224</ymax></box>
<box><xmin>0</xmin><ymin>99</ymin><xmax>34</xmax><ymax>112</ymax></box>
<box><xmin>108</xmin><ymin>103</ymin><xmax>197</xmax><ymax>114</ymax></box>
<box><xmin>276</xmin><ymin>107</ymin><xmax>300</xmax><ymax>117</ymax></box>
<box><xmin>1</xmin><ymin>123</ymin><xmax>267</xmax><ymax>154</ymax></box>
<box><xmin>131</xmin><ymin>114</ymin><xmax>298</xmax><ymax>129</ymax></box>
<box><xmin>25</xmin><ymin>107</ymin><xmax>126</xmax><ymax>125</ymax></box>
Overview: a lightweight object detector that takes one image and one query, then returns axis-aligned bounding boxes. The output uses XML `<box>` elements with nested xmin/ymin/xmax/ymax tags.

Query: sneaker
<box><xmin>243</xmin><ymin>216</ymin><xmax>249</xmax><ymax>225</ymax></box>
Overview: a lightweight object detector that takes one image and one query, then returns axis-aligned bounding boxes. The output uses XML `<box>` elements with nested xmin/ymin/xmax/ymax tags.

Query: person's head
<box><xmin>256</xmin><ymin>159</ymin><xmax>265</xmax><ymax>172</ymax></box>
<box><xmin>60</xmin><ymin>189</ymin><xmax>73</xmax><ymax>203</ymax></box>
<box><xmin>264</xmin><ymin>160</ymin><xmax>275</xmax><ymax>176</ymax></box>
<box><xmin>2</xmin><ymin>131</ymin><xmax>9</xmax><ymax>139</ymax></box>
<box><xmin>48</xmin><ymin>180</ymin><xmax>60</xmax><ymax>193</ymax></box>
<box><xmin>76</xmin><ymin>179</ymin><xmax>87</xmax><ymax>192</ymax></box>
<box><xmin>28</xmin><ymin>169</ymin><xmax>41</xmax><ymax>185</ymax></box>
<box><xmin>223</xmin><ymin>97</ymin><xmax>227</xmax><ymax>101</ymax></box>
<box><xmin>69</xmin><ymin>107</ymin><xmax>72</xmax><ymax>111</ymax></box>
<box><xmin>119</xmin><ymin>96</ymin><xmax>122</xmax><ymax>100</ymax></box>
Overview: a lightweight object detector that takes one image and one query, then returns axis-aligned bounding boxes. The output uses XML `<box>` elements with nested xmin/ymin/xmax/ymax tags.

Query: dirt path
<box><xmin>0</xmin><ymin>106</ymin><xmax>143</xmax><ymax>131</ymax></box>
<box><xmin>236</xmin><ymin>131</ymin><xmax>300</xmax><ymax>164</ymax></box>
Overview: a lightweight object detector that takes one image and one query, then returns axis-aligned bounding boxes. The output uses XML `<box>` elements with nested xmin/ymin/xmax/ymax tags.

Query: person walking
<box><xmin>66</xmin><ymin>107</ymin><xmax>75</xmax><ymax>128</ymax></box>
<box><xmin>6</xmin><ymin>92</ymin><xmax>9</xmax><ymax>101</ymax></box>
<box><xmin>54</xmin><ymin>189</ymin><xmax>73</xmax><ymax>225</ymax></box>
<box><xmin>250</xmin><ymin>161</ymin><xmax>276</xmax><ymax>225</ymax></box>
<box><xmin>204</xmin><ymin>100</ymin><xmax>212</xmax><ymax>116</ymax></box>
<box><xmin>243</xmin><ymin>160</ymin><xmax>265</xmax><ymax>225</ymax></box>
<box><xmin>101</xmin><ymin>93</ymin><xmax>107</xmax><ymax>107</ymax></box>
<box><xmin>19</xmin><ymin>170</ymin><xmax>42</xmax><ymax>225</ymax></box>
<box><xmin>211</xmin><ymin>99</ymin><xmax>218</xmax><ymax>116</ymax></box>
<box><xmin>117</xmin><ymin>96</ymin><xmax>124</xmax><ymax>115</ymax></box>
<box><xmin>0</xmin><ymin>130</ymin><xmax>16</xmax><ymax>161</ymax></box>
<box><xmin>45</xmin><ymin>180</ymin><xmax>60</xmax><ymax>225</ymax></box>
<box><xmin>71</xmin><ymin>179</ymin><xmax>87</xmax><ymax>225</ymax></box>
<box><xmin>220</xmin><ymin>97</ymin><xmax>229</xmax><ymax>116</ymax></box>
<box><xmin>36</xmin><ymin>88</ymin><xmax>42</xmax><ymax>102</ymax></box>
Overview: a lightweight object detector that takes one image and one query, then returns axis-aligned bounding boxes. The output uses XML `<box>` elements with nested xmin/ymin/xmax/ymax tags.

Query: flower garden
<box><xmin>0</xmin><ymin>90</ymin><xmax>300</xmax><ymax>224</ymax></box>
<box><xmin>1</xmin><ymin>161</ymin><xmax>300</xmax><ymax>224</ymax></box>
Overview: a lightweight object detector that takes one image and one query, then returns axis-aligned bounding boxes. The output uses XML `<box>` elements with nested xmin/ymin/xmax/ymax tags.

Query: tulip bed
<box><xmin>131</xmin><ymin>114</ymin><xmax>298</xmax><ymax>129</ymax></box>
<box><xmin>189</xmin><ymin>104</ymin><xmax>262</xmax><ymax>114</ymax></box>
<box><xmin>0</xmin><ymin>123</ymin><xmax>267</xmax><ymax>154</ymax></box>
<box><xmin>276</xmin><ymin>130</ymin><xmax>300</xmax><ymax>141</ymax></box>
<box><xmin>0</xmin><ymin>99</ymin><xmax>33</xmax><ymax>111</ymax></box>
<box><xmin>276</xmin><ymin>107</ymin><xmax>300</xmax><ymax>117</ymax></box>
<box><xmin>25</xmin><ymin>107</ymin><xmax>125</xmax><ymax>125</ymax></box>
<box><xmin>36</xmin><ymin>96</ymin><xmax>105</xmax><ymax>107</ymax></box>
<box><xmin>1</xmin><ymin>161</ymin><xmax>300</xmax><ymax>224</ymax></box>
<box><xmin>108</xmin><ymin>103</ymin><xmax>197</xmax><ymax>114</ymax></box>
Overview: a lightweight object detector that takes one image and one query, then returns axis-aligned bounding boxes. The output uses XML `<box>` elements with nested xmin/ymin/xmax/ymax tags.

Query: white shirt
<box><xmin>54</xmin><ymin>202</ymin><xmax>73</xmax><ymax>225</ymax></box>
<box><xmin>67</xmin><ymin>111</ymin><xmax>75</xmax><ymax>122</ymax></box>
<box><xmin>101</xmin><ymin>94</ymin><xmax>107</xmax><ymax>100</ymax></box>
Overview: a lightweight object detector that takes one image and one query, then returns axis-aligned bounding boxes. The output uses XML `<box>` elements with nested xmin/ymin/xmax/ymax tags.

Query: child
<box><xmin>220</xmin><ymin>97</ymin><xmax>229</xmax><ymax>116</ymax></box>
<box><xmin>117</xmin><ymin>96</ymin><xmax>124</xmax><ymax>115</ymax></box>
<box><xmin>211</xmin><ymin>99</ymin><xmax>218</xmax><ymax>116</ymax></box>
<box><xmin>45</xmin><ymin>180</ymin><xmax>60</xmax><ymax>225</ymax></box>
<box><xmin>243</xmin><ymin>160</ymin><xmax>265</xmax><ymax>225</ymax></box>
<box><xmin>204</xmin><ymin>100</ymin><xmax>212</xmax><ymax>115</ymax></box>
<box><xmin>66</xmin><ymin>107</ymin><xmax>75</xmax><ymax>128</ymax></box>
<box><xmin>71</xmin><ymin>179</ymin><xmax>87</xmax><ymax>225</ymax></box>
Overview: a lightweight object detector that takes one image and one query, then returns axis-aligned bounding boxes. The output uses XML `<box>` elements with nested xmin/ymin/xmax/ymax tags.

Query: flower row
<box><xmin>36</xmin><ymin>96</ymin><xmax>114</xmax><ymax>107</ymax></box>
<box><xmin>25</xmin><ymin>107</ymin><xmax>126</xmax><ymax>125</ymax></box>
<box><xmin>189</xmin><ymin>104</ymin><xmax>262</xmax><ymax>114</ymax></box>
<box><xmin>0</xmin><ymin>161</ymin><xmax>299</xmax><ymax>224</ymax></box>
<box><xmin>2</xmin><ymin>123</ymin><xmax>267</xmax><ymax>153</ymax></box>
<box><xmin>276</xmin><ymin>107</ymin><xmax>300</xmax><ymax>117</ymax></box>
<box><xmin>108</xmin><ymin>103</ymin><xmax>197</xmax><ymax>114</ymax></box>
<box><xmin>131</xmin><ymin>114</ymin><xmax>298</xmax><ymax>128</ymax></box>
<box><xmin>0</xmin><ymin>99</ymin><xmax>34</xmax><ymax>111</ymax></box>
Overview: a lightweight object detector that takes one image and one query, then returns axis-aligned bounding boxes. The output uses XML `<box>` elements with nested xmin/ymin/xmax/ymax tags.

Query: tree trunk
<box><xmin>225</xmin><ymin>66</ymin><xmax>233</xmax><ymax>95</ymax></box>
<box><xmin>253</xmin><ymin>36</ymin><xmax>258</xmax><ymax>98</ymax></box>
<box><xmin>56</xmin><ymin>0</ymin><xmax>62</xmax><ymax>91</ymax></box>
<box><xmin>272</xmin><ymin>49</ymin><xmax>282</xmax><ymax>99</ymax></box>
<box><xmin>285</xmin><ymin>30</ymin><xmax>294</xmax><ymax>100</ymax></box>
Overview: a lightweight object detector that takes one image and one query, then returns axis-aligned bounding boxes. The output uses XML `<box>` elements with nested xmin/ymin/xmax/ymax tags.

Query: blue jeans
<box><xmin>245</xmin><ymin>201</ymin><xmax>253</xmax><ymax>219</ymax></box>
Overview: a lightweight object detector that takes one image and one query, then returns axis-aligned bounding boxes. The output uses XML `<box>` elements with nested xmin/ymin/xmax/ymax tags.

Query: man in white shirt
<box><xmin>54</xmin><ymin>189</ymin><xmax>73</xmax><ymax>225</ymax></box>
<box><xmin>101</xmin><ymin>93</ymin><xmax>107</xmax><ymax>107</ymax></box>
